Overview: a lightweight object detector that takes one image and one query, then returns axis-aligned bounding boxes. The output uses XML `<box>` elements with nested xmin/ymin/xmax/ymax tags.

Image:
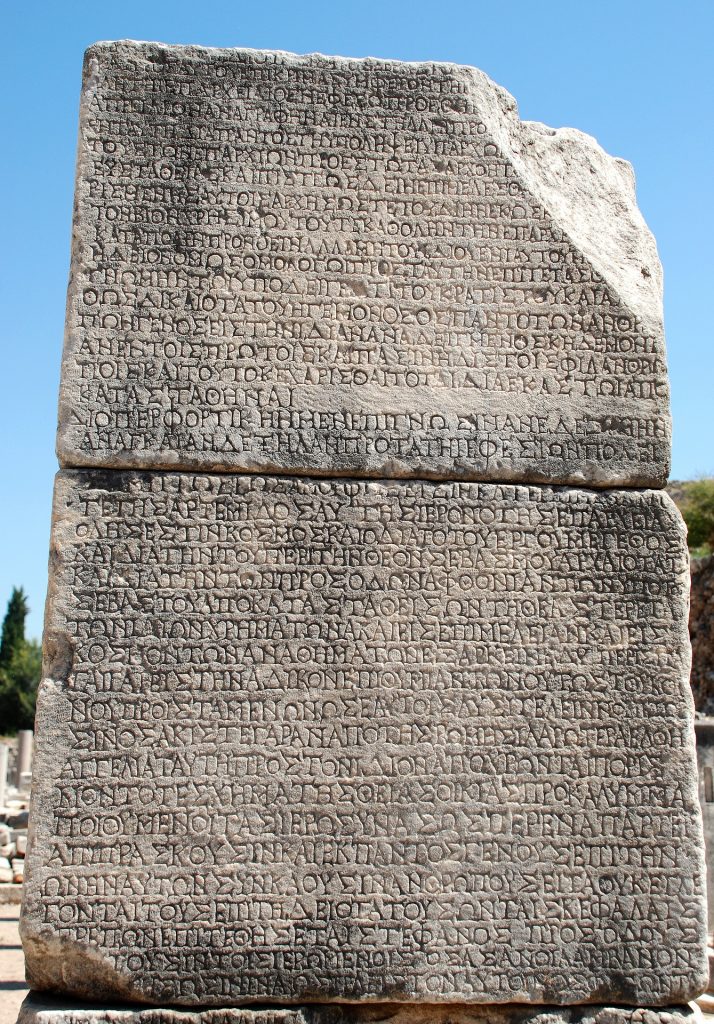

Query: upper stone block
<box><xmin>59</xmin><ymin>41</ymin><xmax>669</xmax><ymax>486</ymax></box>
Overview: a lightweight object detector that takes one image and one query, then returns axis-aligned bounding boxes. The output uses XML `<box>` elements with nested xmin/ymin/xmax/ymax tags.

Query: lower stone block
<box><xmin>16</xmin><ymin>996</ymin><xmax>703</xmax><ymax>1024</ymax></box>
<box><xmin>22</xmin><ymin>472</ymin><xmax>706</xmax><ymax>1006</ymax></box>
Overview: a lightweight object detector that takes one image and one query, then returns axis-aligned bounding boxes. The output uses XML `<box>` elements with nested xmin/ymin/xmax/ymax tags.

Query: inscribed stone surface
<box><xmin>22</xmin><ymin>471</ymin><xmax>705</xmax><ymax>1006</ymax></box>
<box><xmin>58</xmin><ymin>42</ymin><xmax>669</xmax><ymax>486</ymax></box>
<box><xmin>15</xmin><ymin>997</ymin><xmax>702</xmax><ymax>1024</ymax></box>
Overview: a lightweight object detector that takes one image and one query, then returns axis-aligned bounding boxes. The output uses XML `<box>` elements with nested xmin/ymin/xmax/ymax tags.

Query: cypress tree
<box><xmin>0</xmin><ymin>588</ymin><xmax>40</xmax><ymax>733</ymax></box>
<box><xmin>0</xmin><ymin>588</ymin><xmax>28</xmax><ymax>668</ymax></box>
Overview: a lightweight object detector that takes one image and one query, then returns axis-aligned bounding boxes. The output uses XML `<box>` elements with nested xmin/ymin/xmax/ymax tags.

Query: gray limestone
<box><xmin>15</xmin><ymin>998</ymin><xmax>704</xmax><ymax>1024</ymax></box>
<box><xmin>21</xmin><ymin>471</ymin><xmax>705</xmax><ymax>1006</ymax></box>
<box><xmin>21</xmin><ymin>39</ymin><xmax>706</xmax><ymax>1021</ymax></box>
<box><xmin>58</xmin><ymin>41</ymin><xmax>669</xmax><ymax>486</ymax></box>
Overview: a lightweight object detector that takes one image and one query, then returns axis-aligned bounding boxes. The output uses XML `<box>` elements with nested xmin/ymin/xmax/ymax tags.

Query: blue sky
<box><xmin>2</xmin><ymin>0</ymin><xmax>713</xmax><ymax>639</ymax></box>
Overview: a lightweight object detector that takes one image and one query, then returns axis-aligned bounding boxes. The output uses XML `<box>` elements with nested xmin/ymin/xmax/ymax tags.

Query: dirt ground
<box><xmin>0</xmin><ymin>904</ymin><xmax>27</xmax><ymax>1024</ymax></box>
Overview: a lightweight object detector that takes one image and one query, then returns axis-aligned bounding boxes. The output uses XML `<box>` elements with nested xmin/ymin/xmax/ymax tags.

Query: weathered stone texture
<box><xmin>15</xmin><ymin>996</ymin><xmax>703</xmax><ymax>1024</ymax></box>
<box><xmin>58</xmin><ymin>42</ymin><xmax>669</xmax><ymax>486</ymax></box>
<box><xmin>22</xmin><ymin>471</ymin><xmax>705</xmax><ymax>1006</ymax></box>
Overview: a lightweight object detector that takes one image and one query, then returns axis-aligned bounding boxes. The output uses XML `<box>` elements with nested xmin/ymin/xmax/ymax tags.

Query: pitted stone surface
<box><xmin>15</xmin><ymin>996</ymin><xmax>703</xmax><ymax>1024</ymax></box>
<box><xmin>58</xmin><ymin>41</ymin><xmax>669</xmax><ymax>486</ymax></box>
<box><xmin>22</xmin><ymin>471</ymin><xmax>705</xmax><ymax>1005</ymax></box>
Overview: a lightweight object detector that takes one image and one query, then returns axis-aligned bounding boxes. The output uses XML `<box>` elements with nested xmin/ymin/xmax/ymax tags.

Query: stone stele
<box><xmin>57</xmin><ymin>41</ymin><xmax>670</xmax><ymax>487</ymax></box>
<box><xmin>21</xmin><ymin>471</ymin><xmax>706</xmax><ymax>1006</ymax></box>
<box><xmin>15</xmin><ymin>996</ymin><xmax>704</xmax><ymax>1024</ymax></box>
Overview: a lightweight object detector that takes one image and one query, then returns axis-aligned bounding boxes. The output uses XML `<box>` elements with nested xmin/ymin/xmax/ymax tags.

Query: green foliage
<box><xmin>679</xmin><ymin>479</ymin><xmax>714</xmax><ymax>556</ymax></box>
<box><xmin>0</xmin><ymin>588</ymin><xmax>29</xmax><ymax>669</ymax></box>
<box><xmin>0</xmin><ymin>588</ymin><xmax>40</xmax><ymax>734</ymax></box>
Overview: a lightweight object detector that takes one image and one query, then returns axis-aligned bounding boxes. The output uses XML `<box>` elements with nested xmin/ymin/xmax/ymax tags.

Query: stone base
<box><xmin>16</xmin><ymin>995</ymin><xmax>702</xmax><ymax>1024</ymax></box>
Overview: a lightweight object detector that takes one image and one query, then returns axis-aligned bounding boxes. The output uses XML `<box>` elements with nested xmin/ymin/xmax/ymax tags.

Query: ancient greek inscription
<box><xmin>58</xmin><ymin>42</ymin><xmax>669</xmax><ymax>485</ymax></box>
<box><xmin>23</xmin><ymin>471</ymin><xmax>705</xmax><ymax>1005</ymax></box>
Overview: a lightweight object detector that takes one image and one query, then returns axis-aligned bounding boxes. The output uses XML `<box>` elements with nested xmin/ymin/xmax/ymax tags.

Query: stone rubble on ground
<box><xmin>0</xmin><ymin>858</ymin><xmax>13</xmax><ymax>884</ymax></box>
<box><xmin>0</xmin><ymin>735</ymin><xmax>31</xmax><ymax>900</ymax></box>
<box><xmin>0</xmin><ymin>820</ymin><xmax>28</xmax><ymax>890</ymax></box>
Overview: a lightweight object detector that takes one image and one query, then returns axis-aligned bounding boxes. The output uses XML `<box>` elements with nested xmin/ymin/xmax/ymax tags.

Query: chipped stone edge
<box><xmin>55</xmin><ymin>40</ymin><xmax>670</xmax><ymax>484</ymax></box>
<box><xmin>78</xmin><ymin>39</ymin><xmax>666</xmax><ymax>331</ymax></box>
